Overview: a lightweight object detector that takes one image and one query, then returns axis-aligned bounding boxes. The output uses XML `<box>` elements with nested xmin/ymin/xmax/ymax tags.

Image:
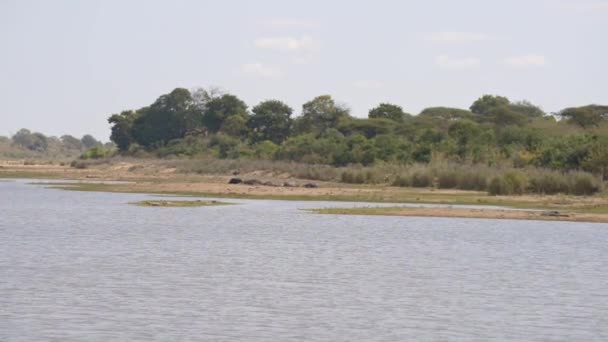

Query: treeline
<box><xmin>0</xmin><ymin>129</ymin><xmax>105</xmax><ymax>159</ymax></box>
<box><xmin>106</xmin><ymin>87</ymin><xmax>608</xmax><ymax>194</ymax></box>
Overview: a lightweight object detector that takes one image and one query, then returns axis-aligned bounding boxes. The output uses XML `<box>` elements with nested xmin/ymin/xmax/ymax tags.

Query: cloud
<box><xmin>503</xmin><ymin>54</ymin><xmax>547</xmax><ymax>68</ymax></box>
<box><xmin>353</xmin><ymin>80</ymin><xmax>384</xmax><ymax>89</ymax></box>
<box><xmin>254</xmin><ymin>35</ymin><xmax>318</xmax><ymax>53</ymax></box>
<box><xmin>435</xmin><ymin>55</ymin><xmax>480</xmax><ymax>69</ymax></box>
<box><xmin>263</xmin><ymin>19</ymin><xmax>319</xmax><ymax>30</ymax></box>
<box><xmin>426</xmin><ymin>31</ymin><xmax>494</xmax><ymax>43</ymax></box>
<box><xmin>241</xmin><ymin>63</ymin><xmax>283</xmax><ymax>79</ymax></box>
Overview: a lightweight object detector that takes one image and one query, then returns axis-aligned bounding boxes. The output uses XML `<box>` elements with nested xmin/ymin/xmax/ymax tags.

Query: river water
<box><xmin>1</xmin><ymin>179</ymin><xmax>607</xmax><ymax>341</ymax></box>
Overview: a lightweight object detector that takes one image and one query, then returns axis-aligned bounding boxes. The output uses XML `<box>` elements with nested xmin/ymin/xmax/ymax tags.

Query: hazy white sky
<box><xmin>1</xmin><ymin>0</ymin><xmax>606</xmax><ymax>140</ymax></box>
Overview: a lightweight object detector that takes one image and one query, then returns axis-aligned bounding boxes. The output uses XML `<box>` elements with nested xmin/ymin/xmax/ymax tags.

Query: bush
<box><xmin>459</xmin><ymin>172</ymin><xmax>488</xmax><ymax>191</ymax></box>
<box><xmin>392</xmin><ymin>174</ymin><xmax>411</xmax><ymax>187</ymax></box>
<box><xmin>437</xmin><ymin>171</ymin><xmax>460</xmax><ymax>189</ymax></box>
<box><xmin>570</xmin><ymin>173</ymin><xmax>602</xmax><ymax>195</ymax></box>
<box><xmin>80</xmin><ymin>146</ymin><xmax>110</xmax><ymax>159</ymax></box>
<box><xmin>488</xmin><ymin>171</ymin><xmax>527</xmax><ymax>195</ymax></box>
<box><xmin>341</xmin><ymin>170</ymin><xmax>366</xmax><ymax>184</ymax></box>
<box><xmin>411</xmin><ymin>172</ymin><xmax>433</xmax><ymax>187</ymax></box>
<box><xmin>488</xmin><ymin>177</ymin><xmax>507</xmax><ymax>195</ymax></box>
<box><xmin>253</xmin><ymin>140</ymin><xmax>279</xmax><ymax>159</ymax></box>
<box><xmin>503</xmin><ymin>171</ymin><xmax>527</xmax><ymax>195</ymax></box>
<box><xmin>528</xmin><ymin>173</ymin><xmax>570</xmax><ymax>194</ymax></box>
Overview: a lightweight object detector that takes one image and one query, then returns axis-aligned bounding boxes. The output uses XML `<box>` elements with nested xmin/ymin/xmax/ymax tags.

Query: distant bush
<box><xmin>411</xmin><ymin>172</ymin><xmax>433</xmax><ymax>187</ymax></box>
<box><xmin>488</xmin><ymin>171</ymin><xmax>527</xmax><ymax>195</ymax></box>
<box><xmin>488</xmin><ymin>177</ymin><xmax>507</xmax><ymax>195</ymax></box>
<box><xmin>392</xmin><ymin>174</ymin><xmax>411</xmax><ymax>187</ymax></box>
<box><xmin>458</xmin><ymin>171</ymin><xmax>487</xmax><ymax>191</ymax></box>
<box><xmin>341</xmin><ymin>170</ymin><xmax>366</xmax><ymax>184</ymax></box>
<box><xmin>504</xmin><ymin>171</ymin><xmax>527</xmax><ymax>195</ymax></box>
<box><xmin>528</xmin><ymin>172</ymin><xmax>570</xmax><ymax>194</ymax></box>
<box><xmin>570</xmin><ymin>172</ymin><xmax>602</xmax><ymax>195</ymax></box>
<box><xmin>80</xmin><ymin>146</ymin><xmax>111</xmax><ymax>159</ymax></box>
<box><xmin>437</xmin><ymin>171</ymin><xmax>460</xmax><ymax>189</ymax></box>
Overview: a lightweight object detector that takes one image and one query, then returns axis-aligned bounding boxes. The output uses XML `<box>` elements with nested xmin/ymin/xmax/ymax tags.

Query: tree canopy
<box><xmin>105</xmin><ymin>88</ymin><xmax>608</xmax><ymax>180</ymax></box>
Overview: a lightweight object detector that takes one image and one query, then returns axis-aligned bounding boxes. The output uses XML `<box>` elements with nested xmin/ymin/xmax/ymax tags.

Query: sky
<box><xmin>1</xmin><ymin>0</ymin><xmax>606</xmax><ymax>141</ymax></box>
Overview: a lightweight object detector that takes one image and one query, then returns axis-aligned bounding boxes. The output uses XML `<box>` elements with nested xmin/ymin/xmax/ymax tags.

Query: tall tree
<box><xmin>131</xmin><ymin>88</ymin><xmax>202</xmax><ymax>147</ymax></box>
<box><xmin>294</xmin><ymin>95</ymin><xmax>350</xmax><ymax>135</ymax></box>
<box><xmin>108</xmin><ymin>110</ymin><xmax>138</xmax><ymax>151</ymax></box>
<box><xmin>248</xmin><ymin>100</ymin><xmax>293</xmax><ymax>144</ymax></box>
<box><xmin>470</xmin><ymin>95</ymin><xmax>510</xmax><ymax>116</ymax></box>
<box><xmin>202</xmin><ymin>94</ymin><xmax>248</xmax><ymax>133</ymax></box>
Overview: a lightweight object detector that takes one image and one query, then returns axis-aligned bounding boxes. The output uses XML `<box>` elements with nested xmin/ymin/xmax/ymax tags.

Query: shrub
<box><xmin>392</xmin><ymin>174</ymin><xmax>411</xmax><ymax>187</ymax></box>
<box><xmin>570</xmin><ymin>172</ymin><xmax>602</xmax><ymax>195</ymax></box>
<box><xmin>488</xmin><ymin>171</ymin><xmax>527</xmax><ymax>195</ymax></box>
<box><xmin>503</xmin><ymin>171</ymin><xmax>527</xmax><ymax>195</ymax></box>
<box><xmin>253</xmin><ymin>140</ymin><xmax>279</xmax><ymax>159</ymax></box>
<box><xmin>411</xmin><ymin>172</ymin><xmax>433</xmax><ymax>187</ymax></box>
<box><xmin>528</xmin><ymin>173</ymin><xmax>570</xmax><ymax>194</ymax></box>
<box><xmin>80</xmin><ymin>146</ymin><xmax>110</xmax><ymax>159</ymax></box>
<box><xmin>488</xmin><ymin>177</ymin><xmax>506</xmax><ymax>195</ymax></box>
<box><xmin>459</xmin><ymin>172</ymin><xmax>487</xmax><ymax>191</ymax></box>
<box><xmin>437</xmin><ymin>171</ymin><xmax>460</xmax><ymax>189</ymax></box>
<box><xmin>341</xmin><ymin>170</ymin><xmax>366</xmax><ymax>184</ymax></box>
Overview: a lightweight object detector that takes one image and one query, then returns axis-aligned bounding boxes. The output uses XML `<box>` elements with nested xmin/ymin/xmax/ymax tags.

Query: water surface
<box><xmin>1</xmin><ymin>180</ymin><xmax>607</xmax><ymax>341</ymax></box>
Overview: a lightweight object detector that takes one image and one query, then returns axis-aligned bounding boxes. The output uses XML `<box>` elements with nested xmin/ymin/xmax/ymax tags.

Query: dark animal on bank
<box><xmin>228</xmin><ymin>178</ymin><xmax>242</xmax><ymax>184</ymax></box>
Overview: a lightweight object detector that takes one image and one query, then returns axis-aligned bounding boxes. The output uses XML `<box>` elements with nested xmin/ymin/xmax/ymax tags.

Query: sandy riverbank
<box><xmin>2</xmin><ymin>159</ymin><xmax>608</xmax><ymax>223</ymax></box>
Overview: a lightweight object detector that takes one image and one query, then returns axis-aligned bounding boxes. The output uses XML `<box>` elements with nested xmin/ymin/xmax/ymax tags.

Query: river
<box><xmin>1</xmin><ymin>179</ymin><xmax>607</xmax><ymax>341</ymax></box>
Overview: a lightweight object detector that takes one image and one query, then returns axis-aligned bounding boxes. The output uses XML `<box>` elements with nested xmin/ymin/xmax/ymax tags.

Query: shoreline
<box><xmin>2</xmin><ymin>159</ymin><xmax>608</xmax><ymax>223</ymax></box>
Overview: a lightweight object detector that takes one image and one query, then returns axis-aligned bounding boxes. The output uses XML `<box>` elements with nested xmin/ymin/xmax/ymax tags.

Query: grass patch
<box><xmin>130</xmin><ymin>200</ymin><xmax>233</xmax><ymax>207</ymax></box>
<box><xmin>306</xmin><ymin>206</ymin><xmax>608</xmax><ymax>223</ymax></box>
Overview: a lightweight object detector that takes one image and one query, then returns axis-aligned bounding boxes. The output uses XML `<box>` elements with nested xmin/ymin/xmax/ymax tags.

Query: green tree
<box><xmin>220</xmin><ymin>114</ymin><xmax>249</xmax><ymax>138</ymax></box>
<box><xmin>108</xmin><ymin>110</ymin><xmax>137</xmax><ymax>151</ymax></box>
<box><xmin>294</xmin><ymin>95</ymin><xmax>350</xmax><ymax>135</ymax></box>
<box><xmin>338</xmin><ymin>118</ymin><xmax>394</xmax><ymax>138</ymax></box>
<box><xmin>131</xmin><ymin>88</ymin><xmax>201</xmax><ymax>147</ymax></box>
<box><xmin>510</xmin><ymin>100</ymin><xmax>545</xmax><ymax>118</ymax></box>
<box><xmin>470</xmin><ymin>95</ymin><xmax>510</xmax><ymax>116</ymax></box>
<box><xmin>559</xmin><ymin>105</ymin><xmax>608</xmax><ymax>128</ymax></box>
<box><xmin>248</xmin><ymin>100</ymin><xmax>293</xmax><ymax>144</ymax></box>
<box><xmin>486</xmin><ymin>105</ymin><xmax>527</xmax><ymax>126</ymax></box>
<box><xmin>415</xmin><ymin>107</ymin><xmax>475</xmax><ymax>133</ymax></box>
<box><xmin>583</xmin><ymin>135</ymin><xmax>608</xmax><ymax>179</ymax></box>
<box><xmin>202</xmin><ymin>94</ymin><xmax>248</xmax><ymax>133</ymax></box>
<box><xmin>368</xmin><ymin>103</ymin><xmax>410</xmax><ymax>122</ymax></box>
